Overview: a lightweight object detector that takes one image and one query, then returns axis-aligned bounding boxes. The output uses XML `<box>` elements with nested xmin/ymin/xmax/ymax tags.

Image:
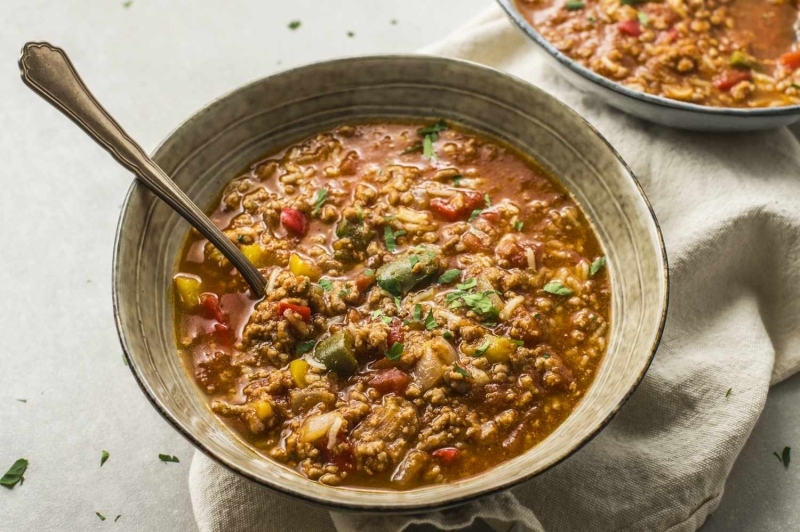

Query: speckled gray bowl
<box><xmin>496</xmin><ymin>0</ymin><xmax>800</xmax><ymax>132</ymax></box>
<box><xmin>113</xmin><ymin>55</ymin><xmax>668</xmax><ymax>512</ymax></box>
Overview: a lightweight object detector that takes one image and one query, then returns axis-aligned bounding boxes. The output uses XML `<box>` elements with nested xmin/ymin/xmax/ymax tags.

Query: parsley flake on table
<box><xmin>312</xmin><ymin>189</ymin><xmax>328</xmax><ymax>216</ymax></box>
<box><xmin>100</xmin><ymin>450</ymin><xmax>110</xmax><ymax>467</ymax></box>
<box><xmin>115</xmin><ymin>515</ymin><xmax>122</xmax><ymax>522</ymax></box>
<box><xmin>122</xmin><ymin>0</ymin><xmax>132</xmax><ymax>7</ymax></box>
<box><xmin>96</xmin><ymin>512</ymin><xmax>106</xmax><ymax>521</ymax></box>
<box><xmin>288</xmin><ymin>20</ymin><xmax>301</xmax><ymax>30</ymax></box>
<box><xmin>158</xmin><ymin>454</ymin><xmax>180</xmax><ymax>463</ymax></box>
<box><xmin>725</xmin><ymin>388</ymin><xmax>732</xmax><ymax>398</ymax></box>
<box><xmin>1</xmin><ymin>458</ymin><xmax>28</xmax><ymax>489</ymax></box>
<box><xmin>774</xmin><ymin>447</ymin><xmax>791</xmax><ymax>469</ymax></box>
<box><xmin>318</xmin><ymin>279</ymin><xmax>334</xmax><ymax>291</ymax></box>
<box><xmin>590</xmin><ymin>256</ymin><xmax>607</xmax><ymax>277</ymax></box>
<box><xmin>438</xmin><ymin>269</ymin><xmax>461</xmax><ymax>284</ymax></box>
<box><xmin>296</xmin><ymin>340</ymin><xmax>315</xmax><ymax>355</ymax></box>
<box><xmin>384</xmin><ymin>226</ymin><xmax>406</xmax><ymax>252</ymax></box>
<box><xmin>16</xmin><ymin>398</ymin><xmax>26</xmax><ymax>403</ymax></box>
<box><xmin>543</xmin><ymin>281</ymin><xmax>574</xmax><ymax>297</ymax></box>
<box><xmin>347</xmin><ymin>31</ymin><xmax>355</xmax><ymax>37</ymax></box>
<box><xmin>385</xmin><ymin>342</ymin><xmax>404</xmax><ymax>361</ymax></box>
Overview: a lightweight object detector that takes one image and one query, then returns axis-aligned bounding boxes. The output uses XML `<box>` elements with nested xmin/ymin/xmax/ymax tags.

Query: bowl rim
<box><xmin>112</xmin><ymin>54</ymin><xmax>670</xmax><ymax>513</ymax></box>
<box><xmin>495</xmin><ymin>0</ymin><xmax>800</xmax><ymax>118</ymax></box>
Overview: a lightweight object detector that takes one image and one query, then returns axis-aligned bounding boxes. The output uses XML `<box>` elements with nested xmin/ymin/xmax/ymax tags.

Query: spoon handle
<box><xmin>19</xmin><ymin>42</ymin><xmax>266</xmax><ymax>297</ymax></box>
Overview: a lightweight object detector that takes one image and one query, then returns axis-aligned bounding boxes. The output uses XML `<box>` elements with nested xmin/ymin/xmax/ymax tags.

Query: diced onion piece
<box><xmin>266</xmin><ymin>267</ymin><xmax>281</xmax><ymax>294</ymax></box>
<box><xmin>327</xmin><ymin>415</ymin><xmax>344</xmax><ymax>450</ymax></box>
<box><xmin>304</xmin><ymin>354</ymin><xmax>328</xmax><ymax>371</ymax></box>
<box><xmin>413</xmin><ymin>337</ymin><xmax>457</xmax><ymax>391</ymax></box>
<box><xmin>499</xmin><ymin>295</ymin><xmax>525</xmax><ymax>321</ymax></box>
<box><xmin>409</xmin><ymin>287</ymin><xmax>436</xmax><ymax>304</ymax></box>
<box><xmin>526</xmin><ymin>247</ymin><xmax>537</xmax><ymax>272</ymax></box>
<box><xmin>301</xmin><ymin>411</ymin><xmax>341</xmax><ymax>443</ymax></box>
<box><xmin>396</xmin><ymin>206</ymin><xmax>430</xmax><ymax>225</ymax></box>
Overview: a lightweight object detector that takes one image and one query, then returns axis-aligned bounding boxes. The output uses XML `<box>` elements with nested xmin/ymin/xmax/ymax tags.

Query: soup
<box><xmin>172</xmin><ymin>121</ymin><xmax>610</xmax><ymax>488</ymax></box>
<box><xmin>516</xmin><ymin>0</ymin><xmax>800</xmax><ymax>108</ymax></box>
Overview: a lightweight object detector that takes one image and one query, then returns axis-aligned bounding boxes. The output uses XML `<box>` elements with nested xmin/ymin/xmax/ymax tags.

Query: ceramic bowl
<box><xmin>113</xmin><ymin>55</ymin><xmax>668</xmax><ymax>512</ymax></box>
<box><xmin>496</xmin><ymin>0</ymin><xmax>800</xmax><ymax>132</ymax></box>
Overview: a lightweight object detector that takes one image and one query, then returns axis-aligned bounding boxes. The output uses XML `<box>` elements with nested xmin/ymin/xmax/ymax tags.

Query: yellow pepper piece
<box><xmin>289</xmin><ymin>253</ymin><xmax>322</xmax><ymax>282</ymax></box>
<box><xmin>480</xmin><ymin>335</ymin><xmax>519</xmax><ymax>364</ymax></box>
<box><xmin>174</xmin><ymin>275</ymin><xmax>201</xmax><ymax>308</ymax></box>
<box><xmin>290</xmin><ymin>358</ymin><xmax>310</xmax><ymax>388</ymax></box>
<box><xmin>241</xmin><ymin>244</ymin><xmax>271</xmax><ymax>267</ymax></box>
<box><xmin>253</xmin><ymin>400</ymin><xmax>274</xmax><ymax>421</ymax></box>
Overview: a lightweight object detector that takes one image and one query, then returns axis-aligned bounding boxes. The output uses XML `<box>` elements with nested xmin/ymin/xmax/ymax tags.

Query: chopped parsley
<box><xmin>372</xmin><ymin>309</ymin><xmax>384</xmax><ymax>320</ymax></box>
<box><xmin>410</xmin><ymin>120</ymin><xmax>447</xmax><ymax>160</ymax></box>
<box><xmin>774</xmin><ymin>447</ymin><xmax>791</xmax><ymax>469</ymax></box>
<box><xmin>588</xmin><ymin>15</ymin><xmax>596</xmax><ymax>23</ymax></box>
<box><xmin>413</xmin><ymin>304</ymin><xmax>422</xmax><ymax>321</ymax></box>
<box><xmin>793</xmin><ymin>83</ymin><xmax>800</xmax><ymax>90</ymax></box>
<box><xmin>100</xmin><ymin>450</ymin><xmax>110</xmax><ymax>467</ymax></box>
<box><xmin>288</xmin><ymin>20</ymin><xmax>301</xmax><ymax>30</ymax></box>
<box><xmin>312</xmin><ymin>189</ymin><xmax>328</xmax><ymax>216</ymax></box>
<box><xmin>319</xmin><ymin>279</ymin><xmax>334</xmax><ymax>291</ymax></box>
<box><xmin>347</xmin><ymin>31</ymin><xmax>355</xmax><ymax>37</ymax></box>
<box><xmin>384</xmin><ymin>226</ymin><xmax>406</xmax><ymax>252</ymax></box>
<box><xmin>443</xmin><ymin>331</ymin><xmax>454</xmax><ymax>340</ymax></box>
<box><xmin>446</xmin><ymin>285</ymin><xmax>500</xmax><ymax>319</ymax></box>
<box><xmin>423</xmin><ymin>135</ymin><xmax>436</xmax><ymax>160</ymax></box>
<box><xmin>590</xmin><ymin>256</ymin><xmax>607</xmax><ymax>277</ymax></box>
<box><xmin>484</xmin><ymin>194</ymin><xmax>492</xmax><ymax>208</ymax></box>
<box><xmin>385</xmin><ymin>342</ymin><xmax>404</xmax><ymax>361</ymax></box>
<box><xmin>514</xmin><ymin>221</ymin><xmax>524</xmax><ymax>231</ymax></box>
<box><xmin>391</xmin><ymin>18</ymin><xmax>398</xmax><ymax>24</ymax></box>
<box><xmin>122</xmin><ymin>353</ymin><xmax>128</xmax><ymax>366</ymax></box>
<box><xmin>115</xmin><ymin>515</ymin><xmax>122</xmax><ymax>522</ymax></box>
<box><xmin>474</xmin><ymin>339</ymin><xmax>491</xmax><ymax>357</ymax></box>
<box><xmin>394</xmin><ymin>296</ymin><xmax>403</xmax><ymax>313</ymax></box>
<box><xmin>337</xmin><ymin>288</ymin><xmax>351</xmax><ymax>298</ymax></box>
<box><xmin>453</xmin><ymin>174</ymin><xmax>464</xmax><ymax>186</ymax></box>
<box><xmin>357</xmin><ymin>207</ymin><xmax>363</xmax><ymax>225</ymax></box>
<box><xmin>96</xmin><ymin>512</ymin><xmax>106</xmax><ymax>521</ymax></box>
<box><xmin>542</xmin><ymin>353</ymin><xmax>551</xmax><ymax>359</ymax></box>
<box><xmin>510</xmin><ymin>339</ymin><xmax>525</xmax><ymax>346</ymax></box>
<box><xmin>468</xmin><ymin>209</ymin><xmax>483</xmax><ymax>222</ymax></box>
<box><xmin>637</xmin><ymin>11</ymin><xmax>648</xmax><ymax>26</ymax></box>
<box><xmin>438</xmin><ymin>269</ymin><xmax>462</xmax><ymax>284</ymax></box>
<box><xmin>424</xmin><ymin>310</ymin><xmax>439</xmax><ymax>330</ymax></box>
<box><xmin>566</xmin><ymin>0</ymin><xmax>585</xmax><ymax>8</ymax></box>
<box><xmin>296</xmin><ymin>340</ymin><xmax>315</xmax><ymax>355</ymax></box>
<box><xmin>381</xmin><ymin>315</ymin><xmax>393</xmax><ymax>325</ymax></box>
<box><xmin>620</xmin><ymin>0</ymin><xmax>646</xmax><ymax>5</ymax></box>
<box><xmin>543</xmin><ymin>281</ymin><xmax>574</xmax><ymax>297</ymax></box>
<box><xmin>409</xmin><ymin>255</ymin><xmax>420</xmax><ymax>267</ymax></box>
<box><xmin>725</xmin><ymin>388</ymin><xmax>732</xmax><ymax>398</ymax></box>
<box><xmin>158</xmin><ymin>454</ymin><xmax>180</xmax><ymax>463</ymax></box>
<box><xmin>122</xmin><ymin>0</ymin><xmax>132</xmax><ymax>7</ymax></box>
<box><xmin>1</xmin><ymin>458</ymin><xmax>28</xmax><ymax>489</ymax></box>
<box><xmin>453</xmin><ymin>363</ymin><xmax>470</xmax><ymax>378</ymax></box>
<box><xmin>401</xmin><ymin>143</ymin><xmax>423</xmax><ymax>155</ymax></box>
<box><xmin>237</xmin><ymin>234</ymin><xmax>245</xmax><ymax>243</ymax></box>
<box><xmin>364</xmin><ymin>268</ymin><xmax>375</xmax><ymax>277</ymax></box>
<box><xmin>16</xmin><ymin>399</ymin><xmax>26</xmax><ymax>403</ymax></box>
<box><xmin>457</xmin><ymin>278</ymin><xmax>478</xmax><ymax>290</ymax></box>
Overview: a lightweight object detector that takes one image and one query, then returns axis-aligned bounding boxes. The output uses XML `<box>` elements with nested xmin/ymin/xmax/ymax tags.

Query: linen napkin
<box><xmin>190</xmin><ymin>5</ymin><xmax>800</xmax><ymax>531</ymax></box>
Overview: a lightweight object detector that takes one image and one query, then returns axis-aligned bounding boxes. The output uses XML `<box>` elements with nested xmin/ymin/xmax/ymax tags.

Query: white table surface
<box><xmin>1</xmin><ymin>1</ymin><xmax>797</xmax><ymax>530</ymax></box>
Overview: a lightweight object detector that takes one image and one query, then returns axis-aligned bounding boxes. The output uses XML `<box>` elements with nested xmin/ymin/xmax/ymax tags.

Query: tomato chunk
<box><xmin>386</xmin><ymin>318</ymin><xmax>405</xmax><ymax>345</ymax></box>
<box><xmin>617</xmin><ymin>19</ymin><xmax>642</xmax><ymax>37</ymax></box>
<box><xmin>278</xmin><ymin>301</ymin><xmax>312</xmax><ymax>322</ymax></box>
<box><xmin>429</xmin><ymin>191</ymin><xmax>484</xmax><ymax>221</ymax></box>
<box><xmin>280</xmin><ymin>207</ymin><xmax>308</xmax><ymax>236</ymax></box>
<box><xmin>200</xmin><ymin>293</ymin><xmax>226</xmax><ymax>323</ymax></box>
<box><xmin>778</xmin><ymin>50</ymin><xmax>800</xmax><ymax>71</ymax></box>
<box><xmin>432</xmin><ymin>447</ymin><xmax>460</xmax><ymax>463</ymax></box>
<box><xmin>354</xmin><ymin>273</ymin><xmax>375</xmax><ymax>293</ymax></box>
<box><xmin>369</xmin><ymin>368</ymin><xmax>412</xmax><ymax>395</ymax></box>
<box><xmin>712</xmin><ymin>69</ymin><xmax>752</xmax><ymax>91</ymax></box>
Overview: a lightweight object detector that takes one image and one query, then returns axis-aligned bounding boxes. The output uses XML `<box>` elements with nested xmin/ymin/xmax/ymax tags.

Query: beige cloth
<box><xmin>190</xmin><ymin>6</ymin><xmax>800</xmax><ymax>531</ymax></box>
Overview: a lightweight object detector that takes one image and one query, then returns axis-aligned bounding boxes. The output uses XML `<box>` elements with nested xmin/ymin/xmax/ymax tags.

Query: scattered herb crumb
<box><xmin>347</xmin><ymin>31</ymin><xmax>355</xmax><ymax>37</ymax></box>
<box><xmin>122</xmin><ymin>0</ymin><xmax>132</xmax><ymax>7</ymax></box>
<box><xmin>158</xmin><ymin>454</ymin><xmax>180</xmax><ymax>463</ymax></box>
<box><xmin>725</xmin><ymin>388</ymin><xmax>732</xmax><ymax>398</ymax></box>
<box><xmin>115</xmin><ymin>515</ymin><xmax>122</xmax><ymax>522</ymax></box>
<box><xmin>288</xmin><ymin>20</ymin><xmax>301</xmax><ymax>30</ymax></box>
<box><xmin>16</xmin><ymin>399</ymin><xmax>26</xmax><ymax>403</ymax></box>
<box><xmin>101</xmin><ymin>450</ymin><xmax>110</xmax><ymax>467</ymax></box>
<box><xmin>96</xmin><ymin>512</ymin><xmax>106</xmax><ymax>521</ymax></box>
<box><xmin>391</xmin><ymin>18</ymin><xmax>398</xmax><ymax>25</ymax></box>
<box><xmin>774</xmin><ymin>447</ymin><xmax>791</xmax><ymax>469</ymax></box>
<box><xmin>1</xmin><ymin>459</ymin><xmax>28</xmax><ymax>489</ymax></box>
<box><xmin>122</xmin><ymin>353</ymin><xmax>128</xmax><ymax>366</ymax></box>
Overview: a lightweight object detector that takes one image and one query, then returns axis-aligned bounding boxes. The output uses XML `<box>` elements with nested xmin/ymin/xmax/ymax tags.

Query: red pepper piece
<box><xmin>432</xmin><ymin>447</ymin><xmax>460</xmax><ymax>463</ymax></box>
<box><xmin>200</xmin><ymin>293</ymin><xmax>226</xmax><ymax>323</ymax></box>
<box><xmin>712</xmin><ymin>69</ymin><xmax>752</xmax><ymax>91</ymax></box>
<box><xmin>617</xmin><ymin>19</ymin><xmax>642</xmax><ymax>37</ymax></box>
<box><xmin>430</xmin><ymin>191</ymin><xmax>484</xmax><ymax>221</ymax></box>
<box><xmin>278</xmin><ymin>301</ymin><xmax>312</xmax><ymax>322</ymax></box>
<box><xmin>369</xmin><ymin>368</ymin><xmax>412</xmax><ymax>395</ymax></box>
<box><xmin>778</xmin><ymin>50</ymin><xmax>800</xmax><ymax>71</ymax></box>
<box><xmin>280</xmin><ymin>207</ymin><xmax>308</xmax><ymax>236</ymax></box>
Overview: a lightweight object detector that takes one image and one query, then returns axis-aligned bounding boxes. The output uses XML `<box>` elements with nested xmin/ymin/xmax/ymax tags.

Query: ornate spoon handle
<box><xmin>19</xmin><ymin>42</ymin><xmax>266</xmax><ymax>297</ymax></box>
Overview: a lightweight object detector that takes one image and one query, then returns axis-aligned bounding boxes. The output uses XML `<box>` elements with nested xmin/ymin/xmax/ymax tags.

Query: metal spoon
<box><xmin>18</xmin><ymin>42</ymin><xmax>267</xmax><ymax>297</ymax></box>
